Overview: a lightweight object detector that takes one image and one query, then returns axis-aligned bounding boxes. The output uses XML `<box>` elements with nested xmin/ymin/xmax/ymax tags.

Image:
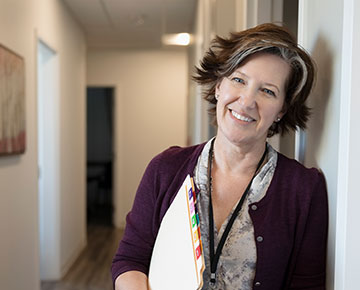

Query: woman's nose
<box><xmin>237</xmin><ymin>87</ymin><xmax>257</xmax><ymax>109</ymax></box>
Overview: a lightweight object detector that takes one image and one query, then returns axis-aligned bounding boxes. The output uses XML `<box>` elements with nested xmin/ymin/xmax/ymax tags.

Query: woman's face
<box><xmin>215</xmin><ymin>52</ymin><xmax>290</xmax><ymax>147</ymax></box>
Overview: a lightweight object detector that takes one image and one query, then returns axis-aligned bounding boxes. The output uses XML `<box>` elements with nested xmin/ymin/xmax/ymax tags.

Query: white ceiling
<box><xmin>62</xmin><ymin>0</ymin><xmax>197</xmax><ymax>49</ymax></box>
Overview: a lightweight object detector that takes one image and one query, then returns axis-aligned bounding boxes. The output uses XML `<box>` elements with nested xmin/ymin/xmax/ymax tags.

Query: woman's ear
<box><xmin>275</xmin><ymin>105</ymin><xmax>287</xmax><ymax>122</ymax></box>
<box><xmin>215</xmin><ymin>80</ymin><xmax>223</xmax><ymax>97</ymax></box>
<box><xmin>278</xmin><ymin>111</ymin><xmax>286</xmax><ymax>120</ymax></box>
<box><xmin>279</xmin><ymin>102</ymin><xmax>288</xmax><ymax>119</ymax></box>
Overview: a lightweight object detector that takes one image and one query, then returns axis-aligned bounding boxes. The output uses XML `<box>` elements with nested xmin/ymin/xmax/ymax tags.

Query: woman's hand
<box><xmin>115</xmin><ymin>271</ymin><xmax>149</xmax><ymax>290</ymax></box>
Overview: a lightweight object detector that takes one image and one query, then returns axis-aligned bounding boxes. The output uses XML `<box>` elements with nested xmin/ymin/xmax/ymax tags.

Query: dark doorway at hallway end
<box><xmin>86</xmin><ymin>87</ymin><xmax>114</xmax><ymax>226</ymax></box>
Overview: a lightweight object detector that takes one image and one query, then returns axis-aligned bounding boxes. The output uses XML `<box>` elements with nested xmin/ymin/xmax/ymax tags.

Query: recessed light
<box><xmin>162</xmin><ymin>33</ymin><xmax>191</xmax><ymax>46</ymax></box>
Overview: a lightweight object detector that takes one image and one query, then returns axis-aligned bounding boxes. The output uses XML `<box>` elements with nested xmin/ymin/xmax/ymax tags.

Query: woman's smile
<box><xmin>229</xmin><ymin>108</ymin><xmax>255</xmax><ymax>123</ymax></box>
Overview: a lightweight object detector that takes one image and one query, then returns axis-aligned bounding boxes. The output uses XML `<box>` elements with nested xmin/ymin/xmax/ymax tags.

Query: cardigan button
<box><xmin>255</xmin><ymin>281</ymin><xmax>261</xmax><ymax>287</ymax></box>
<box><xmin>256</xmin><ymin>236</ymin><xmax>263</xmax><ymax>242</ymax></box>
<box><xmin>251</xmin><ymin>204</ymin><xmax>258</xmax><ymax>211</ymax></box>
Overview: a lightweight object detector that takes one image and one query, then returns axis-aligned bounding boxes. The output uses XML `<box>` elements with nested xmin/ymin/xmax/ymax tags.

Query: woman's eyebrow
<box><xmin>232</xmin><ymin>71</ymin><xmax>248</xmax><ymax>77</ymax></box>
<box><xmin>263</xmin><ymin>82</ymin><xmax>280</xmax><ymax>93</ymax></box>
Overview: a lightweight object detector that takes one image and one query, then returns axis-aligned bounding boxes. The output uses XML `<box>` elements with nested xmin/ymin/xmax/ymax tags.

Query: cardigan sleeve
<box><xmin>111</xmin><ymin>155</ymin><xmax>160</xmax><ymax>283</ymax></box>
<box><xmin>288</xmin><ymin>171</ymin><xmax>328</xmax><ymax>289</ymax></box>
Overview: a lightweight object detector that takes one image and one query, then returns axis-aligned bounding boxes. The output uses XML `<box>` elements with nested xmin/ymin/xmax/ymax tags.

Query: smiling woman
<box><xmin>214</xmin><ymin>53</ymin><xmax>290</xmax><ymax>148</ymax></box>
<box><xmin>111</xmin><ymin>23</ymin><xmax>328</xmax><ymax>290</ymax></box>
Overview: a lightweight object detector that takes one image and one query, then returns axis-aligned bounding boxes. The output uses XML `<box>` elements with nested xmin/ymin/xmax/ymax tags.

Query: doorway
<box><xmin>86</xmin><ymin>87</ymin><xmax>114</xmax><ymax>226</ymax></box>
<box><xmin>37</xmin><ymin>40</ymin><xmax>61</xmax><ymax>280</ymax></box>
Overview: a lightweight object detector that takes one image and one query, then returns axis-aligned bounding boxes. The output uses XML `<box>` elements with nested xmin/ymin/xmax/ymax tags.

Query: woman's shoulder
<box><xmin>275</xmin><ymin>152</ymin><xmax>325</xmax><ymax>191</ymax></box>
<box><xmin>277</xmin><ymin>152</ymin><xmax>321</xmax><ymax>174</ymax></box>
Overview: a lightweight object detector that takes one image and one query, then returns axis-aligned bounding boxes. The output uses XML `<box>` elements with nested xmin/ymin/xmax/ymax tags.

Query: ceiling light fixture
<box><xmin>162</xmin><ymin>33</ymin><xmax>191</xmax><ymax>46</ymax></box>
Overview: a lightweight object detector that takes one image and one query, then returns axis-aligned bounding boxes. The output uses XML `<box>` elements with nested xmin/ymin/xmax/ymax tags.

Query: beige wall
<box><xmin>87</xmin><ymin>48</ymin><xmax>188</xmax><ymax>228</ymax></box>
<box><xmin>188</xmin><ymin>0</ymin><xmax>246</xmax><ymax>146</ymax></box>
<box><xmin>0</xmin><ymin>2</ymin><xmax>39</xmax><ymax>289</ymax></box>
<box><xmin>38</xmin><ymin>0</ymin><xmax>87</xmax><ymax>276</ymax></box>
<box><xmin>0</xmin><ymin>0</ymin><xmax>86</xmax><ymax>288</ymax></box>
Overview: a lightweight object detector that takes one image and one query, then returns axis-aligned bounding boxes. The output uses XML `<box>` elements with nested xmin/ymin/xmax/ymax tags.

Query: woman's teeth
<box><xmin>231</xmin><ymin>110</ymin><xmax>253</xmax><ymax>122</ymax></box>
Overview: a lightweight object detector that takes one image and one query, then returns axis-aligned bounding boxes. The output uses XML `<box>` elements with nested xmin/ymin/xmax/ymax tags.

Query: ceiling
<box><xmin>62</xmin><ymin>0</ymin><xmax>197</xmax><ymax>49</ymax></box>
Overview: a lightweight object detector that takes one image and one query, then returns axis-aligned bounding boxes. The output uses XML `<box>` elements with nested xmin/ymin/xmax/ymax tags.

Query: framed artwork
<box><xmin>0</xmin><ymin>44</ymin><xmax>26</xmax><ymax>156</ymax></box>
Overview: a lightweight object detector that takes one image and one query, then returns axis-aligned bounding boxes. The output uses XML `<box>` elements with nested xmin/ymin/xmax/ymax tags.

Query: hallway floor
<box><xmin>41</xmin><ymin>225</ymin><xmax>123</xmax><ymax>290</ymax></box>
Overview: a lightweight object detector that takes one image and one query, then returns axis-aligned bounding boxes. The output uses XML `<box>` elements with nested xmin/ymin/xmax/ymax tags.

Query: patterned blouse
<box><xmin>193</xmin><ymin>139</ymin><xmax>278</xmax><ymax>290</ymax></box>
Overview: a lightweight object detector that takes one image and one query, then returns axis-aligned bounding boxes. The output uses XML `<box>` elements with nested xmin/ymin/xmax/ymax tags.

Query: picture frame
<box><xmin>0</xmin><ymin>44</ymin><xmax>26</xmax><ymax>156</ymax></box>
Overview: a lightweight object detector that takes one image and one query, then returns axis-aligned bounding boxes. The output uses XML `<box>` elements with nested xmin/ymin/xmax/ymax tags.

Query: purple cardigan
<box><xmin>111</xmin><ymin>143</ymin><xmax>328</xmax><ymax>290</ymax></box>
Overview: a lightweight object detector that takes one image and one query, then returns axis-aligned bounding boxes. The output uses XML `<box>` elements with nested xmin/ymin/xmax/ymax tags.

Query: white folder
<box><xmin>148</xmin><ymin>175</ymin><xmax>204</xmax><ymax>290</ymax></box>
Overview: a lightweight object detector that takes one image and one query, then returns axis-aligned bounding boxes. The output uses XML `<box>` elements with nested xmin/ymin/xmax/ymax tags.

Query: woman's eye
<box><xmin>232</xmin><ymin>77</ymin><xmax>244</xmax><ymax>84</ymax></box>
<box><xmin>263</xmin><ymin>88</ymin><xmax>276</xmax><ymax>97</ymax></box>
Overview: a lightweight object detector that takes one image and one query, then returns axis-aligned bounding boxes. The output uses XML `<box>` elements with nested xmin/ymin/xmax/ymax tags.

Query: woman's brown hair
<box><xmin>193</xmin><ymin>23</ymin><xmax>315</xmax><ymax>137</ymax></box>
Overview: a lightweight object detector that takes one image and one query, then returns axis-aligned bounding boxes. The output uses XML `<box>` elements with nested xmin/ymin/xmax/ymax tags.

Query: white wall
<box><xmin>0</xmin><ymin>0</ymin><xmax>86</xmax><ymax>288</ymax></box>
<box><xmin>335</xmin><ymin>1</ymin><xmax>360</xmax><ymax>289</ymax></box>
<box><xmin>87</xmin><ymin>48</ymin><xmax>188</xmax><ymax>228</ymax></box>
<box><xmin>298</xmin><ymin>0</ymin><xmax>344</xmax><ymax>289</ymax></box>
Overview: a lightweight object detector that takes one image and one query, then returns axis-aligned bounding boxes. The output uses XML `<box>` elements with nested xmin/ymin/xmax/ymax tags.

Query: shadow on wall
<box><xmin>0</xmin><ymin>155</ymin><xmax>21</xmax><ymax>167</ymax></box>
<box><xmin>305</xmin><ymin>33</ymin><xmax>334</xmax><ymax>168</ymax></box>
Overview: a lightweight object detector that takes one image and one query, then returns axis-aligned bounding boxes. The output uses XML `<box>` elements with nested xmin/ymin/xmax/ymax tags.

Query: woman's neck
<box><xmin>213</xmin><ymin>136</ymin><xmax>267</xmax><ymax>176</ymax></box>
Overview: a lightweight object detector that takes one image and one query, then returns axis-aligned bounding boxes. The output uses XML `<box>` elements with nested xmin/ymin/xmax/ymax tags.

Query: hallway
<box><xmin>41</xmin><ymin>225</ymin><xmax>123</xmax><ymax>290</ymax></box>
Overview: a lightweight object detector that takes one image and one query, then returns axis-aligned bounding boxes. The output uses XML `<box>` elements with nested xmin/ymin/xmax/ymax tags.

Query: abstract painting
<box><xmin>0</xmin><ymin>44</ymin><xmax>26</xmax><ymax>155</ymax></box>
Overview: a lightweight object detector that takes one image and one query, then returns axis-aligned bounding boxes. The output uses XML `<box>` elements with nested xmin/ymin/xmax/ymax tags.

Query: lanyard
<box><xmin>207</xmin><ymin>138</ymin><xmax>267</xmax><ymax>285</ymax></box>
